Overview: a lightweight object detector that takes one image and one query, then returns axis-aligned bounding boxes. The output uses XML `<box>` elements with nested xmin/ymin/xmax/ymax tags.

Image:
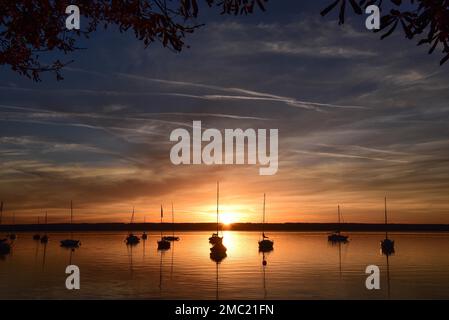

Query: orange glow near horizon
<box><xmin>220</xmin><ymin>212</ymin><xmax>236</xmax><ymax>225</ymax></box>
<box><xmin>3</xmin><ymin>179</ymin><xmax>449</xmax><ymax>225</ymax></box>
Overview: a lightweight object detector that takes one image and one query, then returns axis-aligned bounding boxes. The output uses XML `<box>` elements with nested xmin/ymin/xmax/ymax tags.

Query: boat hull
<box><xmin>209</xmin><ymin>234</ymin><xmax>223</xmax><ymax>245</ymax></box>
<box><xmin>258</xmin><ymin>239</ymin><xmax>274</xmax><ymax>252</ymax></box>
<box><xmin>126</xmin><ymin>234</ymin><xmax>140</xmax><ymax>245</ymax></box>
<box><xmin>381</xmin><ymin>238</ymin><xmax>395</xmax><ymax>255</ymax></box>
<box><xmin>157</xmin><ymin>239</ymin><xmax>171</xmax><ymax>250</ymax></box>
<box><xmin>328</xmin><ymin>233</ymin><xmax>348</xmax><ymax>243</ymax></box>
<box><xmin>210</xmin><ymin>242</ymin><xmax>227</xmax><ymax>254</ymax></box>
<box><xmin>60</xmin><ymin>239</ymin><xmax>80</xmax><ymax>248</ymax></box>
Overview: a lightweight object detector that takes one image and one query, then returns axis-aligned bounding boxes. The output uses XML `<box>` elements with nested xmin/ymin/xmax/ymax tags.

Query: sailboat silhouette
<box><xmin>328</xmin><ymin>205</ymin><xmax>349</xmax><ymax>243</ymax></box>
<box><xmin>381</xmin><ymin>197</ymin><xmax>395</xmax><ymax>255</ymax></box>
<box><xmin>210</xmin><ymin>182</ymin><xmax>227</xmax><ymax>256</ymax></box>
<box><xmin>125</xmin><ymin>207</ymin><xmax>140</xmax><ymax>245</ymax></box>
<box><xmin>258</xmin><ymin>194</ymin><xmax>274</xmax><ymax>252</ymax></box>
<box><xmin>163</xmin><ymin>203</ymin><xmax>180</xmax><ymax>241</ymax></box>
<box><xmin>209</xmin><ymin>182</ymin><xmax>224</xmax><ymax>245</ymax></box>
<box><xmin>60</xmin><ymin>201</ymin><xmax>80</xmax><ymax>248</ymax></box>
<box><xmin>157</xmin><ymin>205</ymin><xmax>171</xmax><ymax>250</ymax></box>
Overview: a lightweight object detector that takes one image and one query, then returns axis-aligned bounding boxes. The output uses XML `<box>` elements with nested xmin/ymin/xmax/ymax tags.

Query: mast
<box><xmin>262</xmin><ymin>193</ymin><xmax>266</xmax><ymax>238</ymax></box>
<box><xmin>131</xmin><ymin>207</ymin><xmax>135</xmax><ymax>224</ymax></box>
<box><xmin>172</xmin><ymin>203</ymin><xmax>175</xmax><ymax>238</ymax></box>
<box><xmin>216</xmin><ymin>182</ymin><xmax>219</xmax><ymax>235</ymax></box>
<box><xmin>70</xmin><ymin>201</ymin><xmax>73</xmax><ymax>239</ymax></box>
<box><xmin>337</xmin><ymin>205</ymin><xmax>341</xmax><ymax>233</ymax></box>
<box><xmin>130</xmin><ymin>207</ymin><xmax>135</xmax><ymax>234</ymax></box>
<box><xmin>384</xmin><ymin>196</ymin><xmax>388</xmax><ymax>239</ymax></box>
<box><xmin>160</xmin><ymin>205</ymin><xmax>163</xmax><ymax>239</ymax></box>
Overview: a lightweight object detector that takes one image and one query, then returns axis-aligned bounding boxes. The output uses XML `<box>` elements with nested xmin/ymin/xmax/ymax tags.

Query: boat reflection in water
<box><xmin>261</xmin><ymin>251</ymin><xmax>271</xmax><ymax>299</ymax></box>
<box><xmin>0</xmin><ymin>238</ymin><xmax>11</xmax><ymax>256</ymax></box>
<box><xmin>210</xmin><ymin>241</ymin><xmax>227</xmax><ymax>300</ymax></box>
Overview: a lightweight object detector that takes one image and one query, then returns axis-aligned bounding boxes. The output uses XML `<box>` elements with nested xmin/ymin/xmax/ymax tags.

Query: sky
<box><xmin>1</xmin><ymin>1</ymin><xmax>449</xmax><ymax>224</ymax></box>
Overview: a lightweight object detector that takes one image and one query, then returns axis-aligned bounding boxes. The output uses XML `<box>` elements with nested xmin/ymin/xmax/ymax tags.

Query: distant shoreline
<box><xmin>1</xmin><ymin>222</ymin><xmax>448</xmax><ymax>232</ymax></box>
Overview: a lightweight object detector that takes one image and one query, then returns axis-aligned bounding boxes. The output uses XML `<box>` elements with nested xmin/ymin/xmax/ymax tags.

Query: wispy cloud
<box><xmin>294</xmin><ymin>150</ymin><xmax>409</xmax><ymax>163</ymax></box>
<box><xmin>116</xmin><ymin>73</ymin><xmax>368</xmax><ymax>111</ymax></box>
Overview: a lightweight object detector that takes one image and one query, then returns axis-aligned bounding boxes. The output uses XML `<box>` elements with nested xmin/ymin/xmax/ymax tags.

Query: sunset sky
<box><xmin>1</xmin><ymin>1</ymin><xmax>449</xmax><ymax>225</ymax></box>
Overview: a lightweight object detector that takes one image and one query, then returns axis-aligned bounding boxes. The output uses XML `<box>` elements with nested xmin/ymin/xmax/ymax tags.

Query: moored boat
<box><xmin>60</xmin><ymin>201</ymin><xmax>81</xmax><ymax>248</ymax></box>
<box><xmin>157</xmin><ymin>205</ymin><xmax>170</xmax><ymax>250</ymax></box>
<box><xmin>125</xmin><ymin>207</ymin><xmax>140</xmax><ymax>245</ymax></box>
<box><xmin>381</xmin><ymin>197</ymin><xmax>395</xmax><ymax>255</ymax></box>
<box><xmin>258</xmin><ymin>194</ymin><xmax>274</xmax><ymax>252</ymax></box>
<box><xmin>328</xmin><ymin>205</ymin><xmax>348</xmax><ymax>243</ymax></box>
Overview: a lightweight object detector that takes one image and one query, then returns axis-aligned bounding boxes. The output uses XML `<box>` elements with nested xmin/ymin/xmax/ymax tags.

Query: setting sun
<box><xmin>220</xmin><ymin>212</ymin><xmax>236</xmax><ymax>225</ymax></box>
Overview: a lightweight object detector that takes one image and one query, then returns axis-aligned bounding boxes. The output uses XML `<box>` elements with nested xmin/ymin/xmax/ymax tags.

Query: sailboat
<box><xmin>210</xmin><ymin>182</ymin><xmax>227</xmax><ymax>256</ymax></box>
<box><xmin>163</xmin><ymin>203</ymin><xmax>180</xmax><ymax>241</ymax></box>
<box><xmin>125</xmin><ymin>207</ymin><xmax>140</xmax><ymax>245</ymax></box>
<box><xmin>209</xmin><ymin>182</ymin><xmax>223</xmax><ymax>245</ymax></box>
<box><xmin>0</xmin><ymin>201</ymin><xmax>12</xmax><ymax>255</ymax></box>
<box><xmin>157</xmin><ymin>205</ymin><xmax>170</xmax><ymax>250</ymax></box>
<box><xmin>328</xmin><ymin>205</ymin><xmax>349</xmax><ymax>242</ymax></box>
<box><xmin>40</xmin><ymin>211</ymin><xmax>49</xmax><ymax>243</ymax></box>
<box><xmin>258</xmin><ymin>194</ymin><xmax>274</xmax><ymax>252</ymax></box>
<box><xmin>381</xmin><ymin>197</ymin><xmax>395</xmax><ymax>255</ymax></box>
<box><xmin>141</xmin><ymin>216</ymin><xmax>148</xmax><ymax>240</ymax></box>
<box><xmin>33</xmin><ymin>216</ymin><xmax>41</xmax><ymax>240</ymax></box>
<box><xmin>60</xmin><ymin>201</ymin><xmax>81</xmax><ymax>248</ymax></box>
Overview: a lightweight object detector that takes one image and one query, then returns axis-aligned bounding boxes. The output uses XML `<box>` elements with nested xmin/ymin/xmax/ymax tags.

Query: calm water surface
<box><xmin>1</xmin><ymin>231</ymin><xmax>448</xmax><ymax>299</ymax></box>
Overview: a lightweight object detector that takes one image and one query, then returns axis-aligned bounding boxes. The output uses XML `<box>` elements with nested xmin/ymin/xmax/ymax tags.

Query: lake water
<box><xmin>0</xmin><ymin>231</ymin><xmax>448</xmax><ymax>299</ymax></box>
